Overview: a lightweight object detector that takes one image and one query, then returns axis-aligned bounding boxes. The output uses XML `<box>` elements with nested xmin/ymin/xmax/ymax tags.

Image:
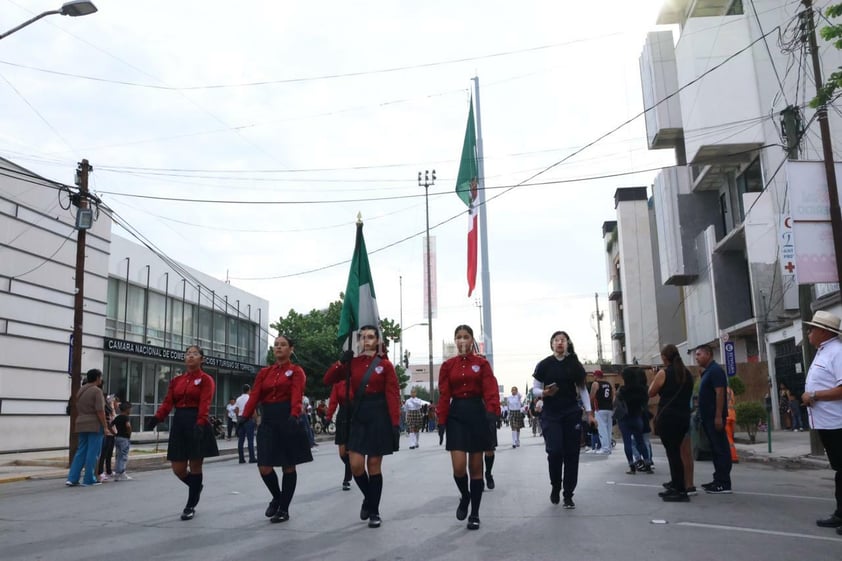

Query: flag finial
<box><xmin>356</xmin><ymin>212</ymin><xmax>362</xmax><ymax>225</ymax></box>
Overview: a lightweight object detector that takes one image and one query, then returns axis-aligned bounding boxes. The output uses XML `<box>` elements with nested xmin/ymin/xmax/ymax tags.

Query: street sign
<box><xmin>724</xmin><ymin>341</ymin><xmax>736</xmax><ymax>377</ymax></box>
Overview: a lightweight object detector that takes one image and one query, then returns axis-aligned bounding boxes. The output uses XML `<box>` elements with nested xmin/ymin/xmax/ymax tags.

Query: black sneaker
<box><xmin>368</xmin><ymin>514</ymin><xmax>381</xmax><ymax>528</ymax></box>
<box><xmin>701</xmin><ymin>481</ymin><xmax>716</xmax><ymax>490</ymax></box>
<box><xmin>342</xmin><ymin>481</ymin><xmax>351</xmax><ymax>491</ymax></box>
<box><xmin>661</xmin><ymin>490</ymin><xmax>690</xmax><ymax>502</ymax></box>
<box><xmin>485</xmin><ymin>473</ymin><xmax>495</xmax><ymax>490</ymax></box>
<box><xmin>467</xmin><ymin>516</ymin><xmax>480</xmax><ymax>530</ymax></box>
<box><xmin>270</xmin><ymin>510</ymin><xmax>290</xmax><ymax>523</ymax></box>
<box><xmin>662</xmin><ymin>481</ymin><xmax>673</xmax><ymax>490</ymax></box>
<box><xmin>550</xmin><ymin>486</ymin><xmax>561</xmax><ymax>505</ymax></box>
<box><xmin>456</xmin><ymin>496</ymin><xmax>469</xmax><ymax>521</ymax></box>
<box><xmin>359</xmin><ymin>501</ymin><xmax>370</xmax><ymax>521</ymax></box>
<box><xmin>562</xmin><ymin>498</ymin><xmax>575</xmax><ymax>509</ymax></box>
<box><xmin>704</xmin><ymin>483</ymin><xmax>732</xmax><ymax>494</ymax></box>
<box><xmin>180</xmin><ymin>508</ymin><xmax>195</xmax><ymax>521</ymax></box>
<box><xmin>265</xmin><ymin>499</ymin><xmax>280</xmax><ymax>518</ymax></box>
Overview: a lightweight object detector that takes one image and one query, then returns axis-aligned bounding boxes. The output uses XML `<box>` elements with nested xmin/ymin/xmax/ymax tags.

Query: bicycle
<box><xmin>313</xmin><ymin>417</ymin><xmax>336</xmax><ymax>435</ymax></box>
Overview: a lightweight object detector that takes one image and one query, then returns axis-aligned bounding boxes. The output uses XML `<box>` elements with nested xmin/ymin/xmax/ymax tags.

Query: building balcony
<box><xmin>611</xmin><ymin>321</ymin><xmax>625</xmax><ymax>341</ymax></box>
<box><xmin>640</xmin><ymin>30</ymin><xmax>683</xmax><ymax>150</ymax></box>
<box><xmin>608</xmin><ymin>276</ymin><xmax>622</xmax><ymax>301</ymax></box>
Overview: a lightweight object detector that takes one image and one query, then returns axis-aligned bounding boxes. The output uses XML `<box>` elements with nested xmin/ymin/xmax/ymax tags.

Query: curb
<box><xmin>737</xmin><ymin>450</ymin><xmax>830</xmax><ymax>470</ymax></box>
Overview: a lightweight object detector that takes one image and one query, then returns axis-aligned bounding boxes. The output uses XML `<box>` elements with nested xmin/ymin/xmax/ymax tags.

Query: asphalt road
<box><xmin>0</xmin><ymin>430</ymin><xmax>840</xmax><ymax>561</ymax></box>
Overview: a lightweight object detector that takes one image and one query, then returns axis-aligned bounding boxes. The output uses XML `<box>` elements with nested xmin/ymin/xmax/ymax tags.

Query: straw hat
<box><xmin>805</xmin><ymin>310</ymin><xmax>842</xmax><ymax>335</ymax></box>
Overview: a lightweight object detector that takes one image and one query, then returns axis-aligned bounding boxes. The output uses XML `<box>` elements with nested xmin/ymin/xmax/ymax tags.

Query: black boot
<box><xmin>454</xmin><ymin>475</ymin><xmax>469</xmax><ymax>521</ymax></box>
<box><xmin>260</xmin><ymin>471</ymin><xmax>282</xmax><ymax>518</ymax></box>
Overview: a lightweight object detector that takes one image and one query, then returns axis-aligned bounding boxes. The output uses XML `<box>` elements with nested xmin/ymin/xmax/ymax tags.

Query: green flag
<box><xmin>455</xmin><ymin>99</ymin><xmax>478</xmax><ymax>207</ymax></box>
<box><xmin>337</xmin><ymin>219</ymin><xmax>380</xmax><ymax>346</ymax></box>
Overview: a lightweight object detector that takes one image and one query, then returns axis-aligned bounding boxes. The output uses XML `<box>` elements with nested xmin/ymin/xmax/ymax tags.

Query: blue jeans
<box><xmin>114</xmin><ymin>436</ymin><xmax>130</xmax><ymax>474</ymax></box>
<box><xmin>632</xmin><ymin>433</ymin><xmax>652</xmax><ymax>464</ymax></box>
<box><xmin>701</xmin><ymin>417</ymin><xmax>732</xmax><ymax>486</ymax></box>
<box><xmin>238</xmin><ymin>419</ymin><xmax>255</xmax><ymax>462</ymax></box>
<box><xmin>595</xmin><ymin>410</ymin><xmax>613</xmax><ymax>453</ymax></box>
<box><xmin>618</xmin><ymin>415</ymin><xmax>650</xmax><ymax>466</ymax></box>
<box><xmin>67</xmin><ymin>429</ymin><xmax>104</xmax><ymax>485</ymax></box>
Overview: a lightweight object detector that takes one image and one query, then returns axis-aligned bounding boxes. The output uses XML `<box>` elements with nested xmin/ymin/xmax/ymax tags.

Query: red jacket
<box><xmin>154</xmin><ymin>369</ymin><xmax>215</xmax><ymax>426</ymax></box>
<box><xmin>327</xmin><ymin>379</ymin><xmax>349</xmax><ymax>419</ymax></box>
<box><xmin>242</xmin><ymin>361</ymin><xmax>306</xmax><ymax>420</ymax></box>
<box><xmin>436</xmin><ymin>354</ymin><xmax>500</xmax><ymax>426</ymax></box>
<box><xmin>324</xmin><ymin>355</ymin><xmax>400</xmax><ymax>426</ymax></box>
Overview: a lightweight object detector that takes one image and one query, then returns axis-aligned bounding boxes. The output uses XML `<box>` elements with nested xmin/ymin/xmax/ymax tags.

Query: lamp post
<box><xmin>0</xmin><ymin>1</ymin><xmax>97</xmax><ymax>40</ymax></box>
<box><xmin>418</xmin><ymin>170</ymin><xmax>436</xmax><ymax>398</ymax></box>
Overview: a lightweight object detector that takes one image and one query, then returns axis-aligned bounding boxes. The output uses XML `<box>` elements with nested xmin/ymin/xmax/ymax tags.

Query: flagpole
<box><xmin>472</xmin><ymin>76</ymin><xmax>494</xmax><ymax>369</ymax></box>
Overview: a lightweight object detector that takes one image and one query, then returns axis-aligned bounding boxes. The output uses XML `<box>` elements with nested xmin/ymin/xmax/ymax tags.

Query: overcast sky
<box><xmin>1</xmin><ymin>0</ymin><xmax>677</xmax><ymax>390</ymax></box>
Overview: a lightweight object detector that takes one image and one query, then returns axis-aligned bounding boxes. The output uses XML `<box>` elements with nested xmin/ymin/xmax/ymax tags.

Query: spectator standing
<box><xmin>112</xmin><ymin>402</ymin><xmax>133</xmax><ymax>481</ymax></box>
<box><xmin>235</xmin><ymin>385</ymin><xmax>256</xmax><ymax>464</ymax></box>
<box><xmin>694</xmin><ymin>344</ymin><xmax>733</xmax><ymax>494</ymax></box>
<box><xmin>97</xmin><ymin>392</ymin><xmax>117</xmax><ymax>482</ymax></box>
<box><xmin>66</xmin><ymin>369</ymin><xmax>113</xmax><ymax>487</ymax></box>
<box><xmin>589</xmin><ymin>370</ymin><xmax>613</xmax><ymax>455</ymax></box>
<box><xmin>800</xmin><ymin>311</ymin><xmax>842</xmax><ymax>533</ymax></box>
<box><xmin>226</xmin><ymin>397</ymin><xmax>237</xmax><ymax>440</ymax></box>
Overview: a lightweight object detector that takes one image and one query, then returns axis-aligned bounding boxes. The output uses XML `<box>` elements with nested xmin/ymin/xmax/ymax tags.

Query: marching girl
<box><xmin>404</xmin><ymin>387</ymin><xmax>430</xmax><ymax>449</ymax></box>
<box><xmin>327</xmin><ymin>377</ymin><xmax>352</xmax><ymax>490</ymax></box>
<box><xmin>506</xmin><ymin>387</ymin><xmax>525</xmax><ymax>448</ymax></box>
<box><xmin>437</xmin><ymin>325</ymin><xmax>501</xmax><ymax>530</ymax></box>
<box><xmin>324</xmin><ymin>325</ymin><xmax>401</xmax><ymax>529</ymax></box>
<box><xmin>146</xmin><ymin>345</ymin><xmax>219</xmax><ymax>521</ymax></box>
<box><xmin>240</xmin><ymin>335</ymin><xmax>313</xmax><ymax>523</ymax></box>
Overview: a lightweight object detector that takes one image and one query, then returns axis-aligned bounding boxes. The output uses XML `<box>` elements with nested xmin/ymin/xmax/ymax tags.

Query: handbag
<box><xmin>613</xmin><ymin>397</ymin><xmax>628</xmax><ymax>421</ymax></box>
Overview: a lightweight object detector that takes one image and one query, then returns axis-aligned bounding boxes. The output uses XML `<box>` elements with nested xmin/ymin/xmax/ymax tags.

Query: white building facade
<box><xmin>1</xmin><ymin>158</ymin><xmax>269</xmax><ymax>452</ymax></box>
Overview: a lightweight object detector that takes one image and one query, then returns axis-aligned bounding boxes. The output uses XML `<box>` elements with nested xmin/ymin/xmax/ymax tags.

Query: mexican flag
<box><xmin>455</xmin><ymin>99</ymin><xmax>479</xmax><ymax>297</ymax></box>
<box><xmin>337</xmin><ymin>219</ymin><xmax>380</xmax><ymax>348</ymax></box>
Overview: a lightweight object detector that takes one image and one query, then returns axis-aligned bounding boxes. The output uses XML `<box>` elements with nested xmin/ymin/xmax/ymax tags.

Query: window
<box><xmin>719</xmin><ymin>192</ymin><xmax>729</xmax><ymax>234</ymax></box>
<box><xmin>726</xmin><ymin>0</ymin><xmax>744</xmax><ymax>16</ymax></box>
<box><xmin>214</xmin><ymin>311</ymin><xmax>226</xmax><ymax>354</ymax></box>
<box><xmin>126</xmin><ymin>285</ymin><xmax>146</xmax><ymax>342</ymax></box>
<box><xmin>198</xmin><ymin>306</ymin><xmax>213</xmax><ymax>350</ymax></box>
<box><xmin>147</xmin><ymin>292</ymin><xmax>166</xmax><ymax>346</ymax></box>
<box><xmin>736</xmin><ymin>158</ymin><xmax>762</xmax><ymax>220</ymax></box>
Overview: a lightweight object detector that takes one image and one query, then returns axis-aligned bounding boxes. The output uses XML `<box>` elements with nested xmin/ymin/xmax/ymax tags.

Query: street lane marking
<box><xmin>674</xmin><ymin>522</ymin><xmax>842</xmax><ymax>543</ymax></box>
<box><xmin>609</xmin><ymin>482</ymin><xmax>833</xmax><ymax>501</ymax></box>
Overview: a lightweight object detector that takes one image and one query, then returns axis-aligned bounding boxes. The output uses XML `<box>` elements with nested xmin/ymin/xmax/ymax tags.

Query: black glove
<box><xmin>486</xmin><ymin>412</ymin><xmax>498</xmax><ymax>432</ymax></box>
<box><xmin>437</xmin><ymin>424</ymin><xmax>446</xmax><ymax>445</ymax></box>
<box><xmin>340</xmin><ymin>350</ymin><xmax>354</xmax><ymax>365</ymax></box>
<box><xmin>144</xmin><ymin>416</ymin><xmax>159</xmax><ymax>431</ymax></box>
<box><xmin>392</xmin><ymin>426</ymin><xmax>401</xmax><ymax>452</ymax></box>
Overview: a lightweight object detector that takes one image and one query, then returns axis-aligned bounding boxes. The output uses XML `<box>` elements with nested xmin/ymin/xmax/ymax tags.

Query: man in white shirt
<box><xmin>801</xmin><ymin>311</ymin><xmax>842</xmax><ymax>532</ymax></box>
<box><xmin>235</xmin><ymin>385</ymin><xmax>255</xmax><ymax>464</ymax></box>
<box><xmin>225</xmin><ymin>397</ymin><xmax>237</xmax><ymax>440</ymax></box>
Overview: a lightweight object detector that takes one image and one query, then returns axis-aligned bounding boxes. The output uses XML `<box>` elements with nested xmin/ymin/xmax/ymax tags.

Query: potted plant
<box><xmin>735</xmin><ymin>401</ymin><xmax>767</xmax><ymax>443</ymax></box>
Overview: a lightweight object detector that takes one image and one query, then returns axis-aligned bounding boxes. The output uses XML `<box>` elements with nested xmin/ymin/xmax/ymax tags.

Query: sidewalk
<box><xmin>0</xmin><ymin>431</ymin><xmax>334</xmax><ymax>485</ymax></box>
<box><xmin>732</xmin><ymin>428</ymin><xmax>829</xmax><ymax>469</ymax></box>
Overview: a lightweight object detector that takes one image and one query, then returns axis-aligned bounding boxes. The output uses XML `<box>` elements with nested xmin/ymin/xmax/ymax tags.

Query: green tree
<box><xmin>395</xmin><ymin>364</ymin><xmax>410</xmax><ymax>393</ymax></box>
<box><xmin>810</xmin><ymin>4</ymin><xmax>842</xmax><ymax>107</ymax></box>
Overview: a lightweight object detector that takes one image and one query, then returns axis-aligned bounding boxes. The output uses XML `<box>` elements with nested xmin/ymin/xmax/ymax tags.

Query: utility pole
<box><xmin>68</xmin><ymin>159</ymin><xmax>92</xmax><ymax>465</ymax></box>
<box><xmin>418</xmin><ymin>170</ymin><xmax>436</xmax><ymax>399</ymax></box>
<box><xmin>594</xmin><ymin>292</ymin><xmax>604</xmax><ymax>364</ymax></box>
<box><xmin>802</xmin><ymin>0</ymin><xmax>840</xmax><ymax>455</ymax></box>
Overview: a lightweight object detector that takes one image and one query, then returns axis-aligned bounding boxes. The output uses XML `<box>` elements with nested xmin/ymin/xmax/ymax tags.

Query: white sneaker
<box><xmin>100</xmin><ymin>474</ymin><xmax>111</xmax><ymax>482</ymax></box>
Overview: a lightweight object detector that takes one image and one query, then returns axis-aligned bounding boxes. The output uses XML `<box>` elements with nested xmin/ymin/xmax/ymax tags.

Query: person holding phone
<box><xmin>532</xmin><ymin>331</ymin><xmax>593</xmax><ymax>508</ymax></box>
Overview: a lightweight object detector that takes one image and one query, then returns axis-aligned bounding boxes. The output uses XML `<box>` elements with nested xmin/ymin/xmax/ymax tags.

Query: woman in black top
<box><xmin>649</xmin><ymin>344</ymin><xmax>694</xmax><ymax>501</ymax></box>
<box><xmin>532</xmin><ymin>331</ymin><xmax>593</xmax><ymax>509</ymax></box>
<box><xmin>615</xmin><ymin>367</ymin><xmax>652</xmax><ymax>474</ymax></box>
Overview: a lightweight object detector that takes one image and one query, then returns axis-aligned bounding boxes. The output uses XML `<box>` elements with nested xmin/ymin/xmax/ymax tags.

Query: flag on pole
<box><xmin>455</xmin><ymin>99</ymin><xmax>479</xmax><ymax>297</ymax></box>
<box><xmin>337</xmin><ymin>216</ymin><xmax>380</xmax><ymax>348</ymax></box>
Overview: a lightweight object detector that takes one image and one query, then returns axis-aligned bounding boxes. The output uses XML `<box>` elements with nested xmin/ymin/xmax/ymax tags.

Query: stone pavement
<box><xmin>0</xmin><ymin>428</ymin><xmax>828</xmax><ymax>485</ymax></box>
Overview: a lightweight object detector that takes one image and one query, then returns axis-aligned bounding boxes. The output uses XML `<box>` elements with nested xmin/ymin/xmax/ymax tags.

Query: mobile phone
<box><xmin>545</xmin><ymin>383</ymin><xmax>557</xmax><ymax>389</ymax></box>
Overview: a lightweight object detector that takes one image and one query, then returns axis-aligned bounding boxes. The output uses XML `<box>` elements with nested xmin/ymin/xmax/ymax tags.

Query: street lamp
<box><xmin>0</xmin><ymin>2</ymin><xmax>98</xmax><ymax>40</ymax></box>
<box><xmin>418</xmin><ymin>169</ymin><xmax>436</xmax><ymax>399</ymax></box>
<box><xmin>399</xmin><ymin>322</ymin><xmax>428</xmax><ymax>368</ymax></box>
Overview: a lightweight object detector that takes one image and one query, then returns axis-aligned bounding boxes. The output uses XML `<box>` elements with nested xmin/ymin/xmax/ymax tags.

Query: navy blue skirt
<box><xmin>256</xmin><ymin>402</ymin><xmax>313</xmax><ymax>467</ymax></box>
<box><xmin>334</xmin><ymin>404</ymin><xmax>350</xmax><ymax>446</ymax></box>
<box><xmin>167</xmin><ymin>408</ymin><xmax>219</xmax><ymax>462</ymax></box>
<box><xmin>445</xmin><ymin>397</ymin><xmax>495</xmax><ymax>453</ymax></box>
<box><xmin>347</xmin><ymin>394</ymin><xmax>393</xmax><ymax>457</ymax></box>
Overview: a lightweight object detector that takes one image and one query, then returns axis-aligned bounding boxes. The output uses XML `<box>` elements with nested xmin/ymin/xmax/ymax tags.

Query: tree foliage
<box><xmin>268</xmin><ymin>294</ymin><xmax>404</xmax><ymax>401</ymax></box>
<box><xmin>810</xmin><ymin>4</ymin><xmax>842</xmax><ymax>108</ymax></box>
